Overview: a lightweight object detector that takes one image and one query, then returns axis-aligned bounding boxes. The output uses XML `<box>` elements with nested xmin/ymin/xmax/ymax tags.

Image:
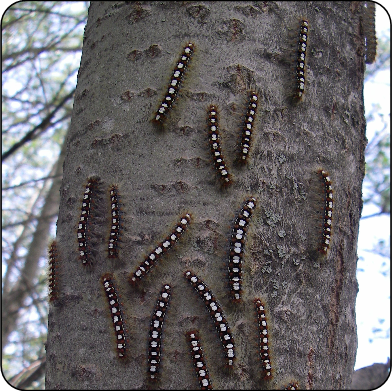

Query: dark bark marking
<box><xmin>186</xmin><ymin>4</ymin><xmax>211</xmax><ymax>22</ymax></box>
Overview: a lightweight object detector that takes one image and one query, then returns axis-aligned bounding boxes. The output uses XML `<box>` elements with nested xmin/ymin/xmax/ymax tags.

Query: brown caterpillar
<box><xmin>48</xmin><ymin>239</ymin><xmax>59</xmax><ymax>302</ymax></box>
<box><xmin>363</xmin><ymin>2</ymin><xmax>377</xmax><ymax>64</ymax></box>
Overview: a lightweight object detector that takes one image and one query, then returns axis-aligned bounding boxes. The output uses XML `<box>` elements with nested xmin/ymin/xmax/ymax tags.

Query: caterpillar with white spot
<box><xmin>254</xmin><ymin>298</ymin><xmax>273</xmax><ymax>379</ymax></box>
<box><xmin>129</xmin><ymin>213</ymin><xmax>191</xmax><ymax>285</ymax></box>
<box><xmin>108</xmin><ymin>185</ymin><xmax>122</xmax><ymax>258</ymax></box>
<box><xmin>318</xmin><ymin>170</ymin><xmax>333</xmax><ymax>255</ymax></box>
<box><xmin>295</xmin><ymin>19</ymin><xmax>309</xmax><ymax>100</ymax></box>
<box><xmin>236</xmin><ymin>92</ymin><xmax>258</xmax><ymax>165</ymax></box>
<box><xmin>77</xmin><ymin>176</ymin><xmax>102</xmax><ymax>266</ymax></box>
<box><xmin>48</xmin><ymin>240</ymin><xmax>59</xmax><ymax>302</ymax></box>
<box><xmin>207</xmin><ymin>105</ymin><xmax>232</xmax><ymax>187</ymax></box>
<box><xmin>153</xmin><ymin>42</ymin><xmax>195</xmax><ymax>127</ymax></box>
<box><xmin>363</xmin><ymin>2</ymin><xmax>377</xmax><ymax>64</ymax></box>
<box><xmin>186</xmin><ymin>330</ymin><xmax>213</xmax><ymax>390</ymax></box>
<box><xmin>228</xmin><ymin>197</ymin><xmax>257</xmax><ymax>302</ymax></box>
<box><xmin>147</xmin><ymin>284</ymin><xmax>171</xmax><ymax>381</ymax></box>
<box><xmin>101</xmin><ymin>273</ymin><xmax>127</xmax><ymax>359</ymax></box>
<box><xmin>284</xmin><ymin>382</ymin><xmax>299</xmax><ymax>390</ymax></box>
<box><xmin>185</xmin><ymin>270</ymin><xmax>235</xmax><ymax>367</ymax></box>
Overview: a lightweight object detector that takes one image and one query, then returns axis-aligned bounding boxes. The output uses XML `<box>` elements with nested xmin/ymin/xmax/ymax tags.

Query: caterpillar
<box><xmin>48</xmin><ymin>239</ymin><xmax>59</xmax><ymax>302</ymax></box>
<box><xmin>254</xmin><ymin>298</ymin><xmax>273</xmax><ymax>379</ymax></box>
<box><xmin>108</xmin><ymin>185</ymin><xmax>122</xmax><ymax>259</ymax></box>
<box><xmin>77</xmin><ymin>176</ymin><xmax>102</xmax><ymax>266</ymax></box>
<box><xmin>129</xmin><ymin>213</ymin><xmax>191</xmax><ymax>285</ymax></box>
<box><xmin>363</xmin><ymin>2</ymin><xmax>377</xmax><ymax>64</ymax></box>
<box><xmin>185</xmin><ymin>270</ymin><xmax>235</xmax><ymax>367</ymax></box>
<box><xmin>284</xmin><ymin>381</ymin><xmax>299</xmax><ymax>390</ymax></box>
<box><xmin>207</xmin><ymin>105</ymin><xmax>232</xmax><ymax>187</ymax></box>
<box><xmin>236</xmin><ymin>91</ymin><xmax>258</xmax><ymax>165</ymax></box>
<box><xmin>186</xmin><ymin>330</ymin><xmax>213</xmax><ymax>390</ymax></box>
<box><xmin>318</xmin><ymin>170</ymin><xmax>333</xmax><ymax>255</ymax></box>
<box><xmin>101</xmin><ymin>273</ymin><xmax>127</xmax><ymax>359</ymax></box>
<box><xmin>295</xmin><ymin>19</ymin><xmax>309</xmax><ymax>100</ymax></box>
<box><xmin>153</xmin><ymin>42</ymin><xmax>195</xmax><ymax>127</ymax></box>
<box><xmin>148</xmin><ymin>284</ymin><xmax>171</xmax><ymax>381</ymax></box>
<box><xmin>228</xmin><ymin>197</ymin><xmax>257</xmax><ymax>302</ymax></box>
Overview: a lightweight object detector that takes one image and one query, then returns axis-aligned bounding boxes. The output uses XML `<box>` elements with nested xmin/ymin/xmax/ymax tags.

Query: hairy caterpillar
<box><xmin>207</xmin><ymin>105</ymin><xmax>232</xmax><ymax>187</ymax></box>
<box><xmin>153</xmin><ymin>42</ymin><xmax>195</xmax><ymax>127</ymax></box>
<box><xmin>295</xmin><ymin>19</ymin><xmax>309</xmax><ymax>100</ymax></box>
<box><xmin>108</xmin><ymin>185</ymin><xmax>122</xmax><ymax>258</ymax></box>
<box><xmin>363</xmin><ymin>2</ymin><xmax>377</xmax><ymax>64</ymax></box>
<box><xmin>228</xmin><ymin>197</ymin><xmax>257</xmax><ymax>302</ymax></box>
<box><xmin>318</xmin><ymin>170</ymin><xmax>333</xmax><ymax>255</ymax></box>
<box><xmin>185</xmin><ymin>270</ymin><xmax>235</xmax><ymax>367</ymax></box>
<box><xmin>77</xmin><ymin>176</ymin><xmax>102</xmax><ymax>266</ymax></box>
<box><xmin>129</xmin><ymin>213</ymin><xmax>191</xmax><ymax>285</ymax></box>
<box><xmin>236</xmin><ymin>91</ymin><xmax>258</xmax><ymax>165</ymax></box>
<box><xmin>284</xmin><ymin>381</ymin><xmax>299</xmax><ymax>390</ymax></box>
<box><xmin>186</xmin><ymin>330</ymin><xmax>213</xmax><ymax>390</ymax></box>
<box><xmin>254</xmin><ymin>298</ymin><xmax>273</xmax><ymax>379</ymax></box>
<box><xmin>101</xmin><ymin>273</ymin><xmax>127</xmax><ymax>358</ymax></box>
<box><xmin>48</xmin><ymin>240</ymin><xmax>59</xmax><ymax>302</ymax></box>
<box><xmin>148</xmin><ymin>284</ymin><xmax>171</xmax><ymax>381</ymax></box>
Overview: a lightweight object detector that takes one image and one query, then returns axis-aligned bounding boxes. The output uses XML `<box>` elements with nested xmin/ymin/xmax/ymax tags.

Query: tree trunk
<box><xmin>46</xmin><ymin>2</ymin><xmax>365</xmax><ymax>389</ymax></box>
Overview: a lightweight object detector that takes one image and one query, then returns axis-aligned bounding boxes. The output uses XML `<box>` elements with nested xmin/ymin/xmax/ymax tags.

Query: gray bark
<box><xmin>46</xmin><ymin>2</ymin><xmax>365</xmax><ymax>389</ymax></box>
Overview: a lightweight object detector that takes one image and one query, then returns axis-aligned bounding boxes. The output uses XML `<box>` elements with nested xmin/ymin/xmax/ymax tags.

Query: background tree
<box><xmin>1</xmin><ymin>1</ymin><xmax>390</xmax><ymax>390</ymax></box>
<box><xmin>2</xmin><ymin>2</ymin><xmax>88</xmax><ymax>389</ymax></box>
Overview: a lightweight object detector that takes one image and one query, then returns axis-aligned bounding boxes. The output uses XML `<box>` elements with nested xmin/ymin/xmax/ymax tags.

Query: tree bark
<box><xmin>46</xmin><ymin>2</ymin><xmax>365</xmax><ymax>389</ymax></box>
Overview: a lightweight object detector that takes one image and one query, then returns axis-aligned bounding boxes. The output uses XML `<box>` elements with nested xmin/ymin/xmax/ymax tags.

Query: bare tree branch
<box><xmin>8</xmin><ymin>356</ymin><xmax>46</xmax><ymax>389</ymax></box>
<box><xmin>2</xmin><ymin>88</ymin><xmax>74</xmax><ymax>161</ymax></box>
<box><xmin>2</xmin><ymin>174</ymin><xmax>62</xmax><ymax>191</ymax></box>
